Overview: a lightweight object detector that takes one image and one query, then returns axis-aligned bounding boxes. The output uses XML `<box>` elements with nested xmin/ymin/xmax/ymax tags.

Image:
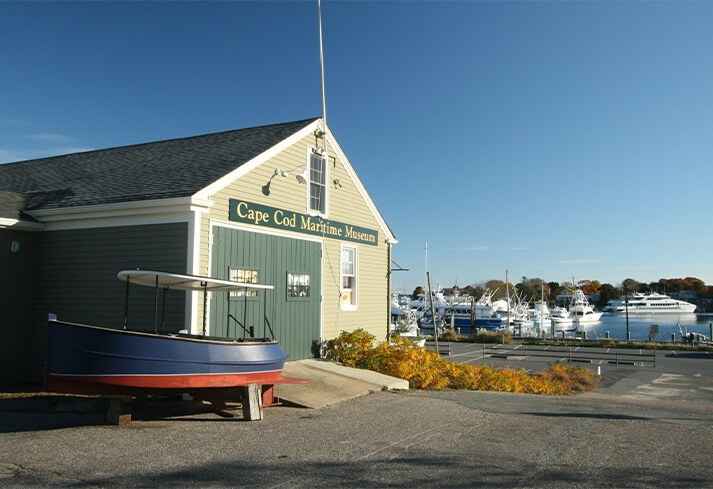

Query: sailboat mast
<box><xmin>425</xmin><ymin>240</ymin><xmax>429</xmax><ymax>290</ymax></box>
<box><xmin>506</xmin><ymin>269</ymin><xmax>510</xmax><ymax>329</ymax></box>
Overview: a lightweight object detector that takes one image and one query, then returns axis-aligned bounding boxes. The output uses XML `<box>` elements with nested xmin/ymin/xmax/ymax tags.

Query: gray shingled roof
<box><xmin>0</xmin><ymin>118</ymin><xmax>318</xmax><ymax>218</ymax></box>
<box><xmin>0</xmin><ymin>191</ymin><xmax>38</xmax><ymax>222</ymax></box>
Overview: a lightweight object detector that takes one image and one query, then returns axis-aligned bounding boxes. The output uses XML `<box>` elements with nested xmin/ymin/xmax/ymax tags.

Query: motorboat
<box><xmin>551</xmin><ymin>288</ymin><xmax>602</xmax><ymax>327</ymax></box>
<box><xmin>45</xmin><ymin>270</ymin><xmax>306</xmax><ymax>412</ymax></box>
<box><xmin>603</xmin><ymin>292</ymin><xmax>697</xmax><ymax>314</ymax></box>
<box><xmin>417</xmin><ymin>289</ymin><xmax>512</xmax><ymax>335</ymax></box>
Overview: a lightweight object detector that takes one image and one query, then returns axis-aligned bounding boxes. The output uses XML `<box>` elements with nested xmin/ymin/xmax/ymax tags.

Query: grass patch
<box><xmin>326</xmin><ymin>329</ymin><xmax>599</xmax><ymax>394</ymax></box>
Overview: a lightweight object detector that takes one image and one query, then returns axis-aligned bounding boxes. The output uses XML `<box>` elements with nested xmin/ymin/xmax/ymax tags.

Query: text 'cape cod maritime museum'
<box><xmin>0</xmin><ymin>118</ymin><xmax>397</xmax><ymax>386</ymax></box>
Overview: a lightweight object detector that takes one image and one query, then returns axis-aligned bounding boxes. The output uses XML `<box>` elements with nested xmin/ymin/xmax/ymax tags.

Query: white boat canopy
<box><xmin>117</xmin><ymin>270</ymin><xmax>274</xmax><ymax>292</ymax></box>
<box><xmin>117</xmin><ymin>270</ymin><xmax>275</xmax><ymax>336</ymax></box>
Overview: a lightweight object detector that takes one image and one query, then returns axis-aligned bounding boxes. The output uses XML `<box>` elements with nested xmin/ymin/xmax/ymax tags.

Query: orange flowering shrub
<box><xmin>324</xmin><ymin>328</ymin><xmax>376</xmax><ymax>367</ymax></box>
<box><xmin>325</xmin><ymin>329</ymin><xmax>599</xmax><ymax>394</ymax></box>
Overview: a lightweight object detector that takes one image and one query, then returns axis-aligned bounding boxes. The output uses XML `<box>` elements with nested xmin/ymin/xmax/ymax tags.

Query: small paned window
<box><xmin>309</xmin><ymin>150</ymin><xmax>327</xmax><ymax>215</ymax></box>
<box><xmin>341</xmin><ymin>246</ymin><xmax>357</xmax><ymax>308</ymax></box>
<box><xmin>287</xmin><ymin>273</ymin><xmax>311</xmax><ymax>299</ymax></box>
<box><xmin>230</xmin><ymin>268</ymin><xmax>258</xmax><ymax>297</ymax></box>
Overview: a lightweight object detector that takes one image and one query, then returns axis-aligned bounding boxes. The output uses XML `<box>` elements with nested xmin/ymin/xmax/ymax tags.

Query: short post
<box><xmin>627</xmin><ymin>331</ymin><xmax>631</xmax><ymax>341</ymax></box>
<box><xmin>241</xmin><ymin>383</ymin><xmax>264</xmax><ymax>421</ymax></box>
<box><xmin>582</xmin><ymin>331</ymin><xmax>587</xmax><ymax>340</ymax></box>
<box><xmin>605</xmin><ymin>331</ymin><xmax>610</xmax><ymax>339</ymax></box>
<box><xmin>569</xmin><ymin>347</ymin><xmax>572</xmax><ymax>363</ymax></box>
<box><xmin>671</xmin><ymin>333</ymin><xmax>676</xmax><ymax>343</ymax></box>
<box><xmin>709</xmin><ymin>323</ymin><xmax>712</xmax><ymax>342</ymax></box>
<box><xmin>107</xmin><ymin>396</ymin><xmax>132</xmax><ymax>426</ymax></box>
<box><xmin>616</xmin><ymin>348</ymin><xmax>619</xmax><ymax>364</ymax></box>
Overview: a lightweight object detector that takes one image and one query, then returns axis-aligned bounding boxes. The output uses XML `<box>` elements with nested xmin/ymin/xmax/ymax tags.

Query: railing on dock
<box><xmin>478</xmin><ymin>344</ymin><xmax>656</xmax><ymax>367</ymax></box>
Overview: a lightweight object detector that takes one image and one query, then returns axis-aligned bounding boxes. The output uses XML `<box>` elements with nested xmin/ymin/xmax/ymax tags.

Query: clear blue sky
<box><xmin>2</xmin><ymin>1</ymin><xmax>712</xmax><ymax>292</ymax></box>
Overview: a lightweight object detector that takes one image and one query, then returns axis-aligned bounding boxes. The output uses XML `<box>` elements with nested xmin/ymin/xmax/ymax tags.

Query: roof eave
<box><xmin>0</xmin><ymin>218</ymin><xmax>45</xmax><ymax>231</ymax></box>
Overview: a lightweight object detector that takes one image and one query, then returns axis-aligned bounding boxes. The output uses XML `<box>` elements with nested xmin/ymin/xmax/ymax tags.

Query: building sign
<box><xmin>229</xmin><ymin>199</ymin><xmax>378</xmax><ymax>246</ymax></box>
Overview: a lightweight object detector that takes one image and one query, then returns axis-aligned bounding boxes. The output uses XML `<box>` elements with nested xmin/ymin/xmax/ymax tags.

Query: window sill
<box><xmin>307</xmin><ymin>210</ymin><xmax>328</xmax><ymax>219</ymax></box>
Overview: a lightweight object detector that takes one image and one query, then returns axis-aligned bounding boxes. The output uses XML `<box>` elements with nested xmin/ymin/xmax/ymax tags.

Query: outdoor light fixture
<box><xmin>274</xmin><ymin>166</ymin><xmax>308</xmax><ymax>185</ymax></box>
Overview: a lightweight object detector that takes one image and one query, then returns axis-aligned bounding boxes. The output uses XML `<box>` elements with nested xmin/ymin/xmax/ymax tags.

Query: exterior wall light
<box><xmin>274</xmin><ymin>166</ymin><xmax>308</xmax><ymax>185</ymax></box>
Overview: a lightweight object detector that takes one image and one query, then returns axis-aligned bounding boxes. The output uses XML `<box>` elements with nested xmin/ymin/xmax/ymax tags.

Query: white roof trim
<box><xmin>0</xmin><ymin>218</ymin><xmax>45</xmax><ymax>231</ymax></box>
<box><xmin>27</xmin><ymin>197</ymin><xmax>213</xmax><ymax>222</ymax></box>
<box><xmin>22</xmin><ymin>197</ymin><xmax>213</xmax><ymax>231</ymax></box>
<box><xmin>193</xmin><ymin>119</ymin><xmax>322</xmax><ymax>200</ymax></box>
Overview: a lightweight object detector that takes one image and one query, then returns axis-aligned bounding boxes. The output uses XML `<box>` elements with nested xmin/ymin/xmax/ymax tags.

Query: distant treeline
<box><xmin>412</xmin><ymin>277</ymin><xmax>709</xmax><ymax>309</ymax></box>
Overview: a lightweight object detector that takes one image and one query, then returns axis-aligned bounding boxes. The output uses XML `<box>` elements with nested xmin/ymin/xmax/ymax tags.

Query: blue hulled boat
<box><xmin>45</xmin><ymin>270</ymin><xmax>296</xmax><ymax>399</ymax></box>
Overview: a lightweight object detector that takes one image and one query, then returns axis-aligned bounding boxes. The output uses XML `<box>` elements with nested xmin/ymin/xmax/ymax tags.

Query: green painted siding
<box><xmin>210</xmin><ymin>226</ymin><xmax>321</xmax><ymax>361</ymax></box>
<box><xmin>25</xmin><ymin>223</ymin><xmax>189</xmax><ymax>381</ymax></box>
<box><xmin>0</xmin><ymin>230</ymin><xmax>35</xmax><ymax>386</ymax></box>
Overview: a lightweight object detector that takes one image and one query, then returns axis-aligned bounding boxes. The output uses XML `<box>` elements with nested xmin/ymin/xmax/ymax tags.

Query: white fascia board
<box><xmin>325</xmin><ymin>128</ymin><xmax>398</xmax><ymax>245</ymax></box>
<box><xmin>0</xmin><ymin>218</ymin><xmax>45</xmax><ymax>231</ymax></box>
<box><xmin>193</xmin><ymin>119</ymin><xmax>323</xmax><ymax>200</ymax></box>
<box><xmin>26</xmin><ymin>197</ymin><xmax>214</xmax><ymax>231</ymax></box>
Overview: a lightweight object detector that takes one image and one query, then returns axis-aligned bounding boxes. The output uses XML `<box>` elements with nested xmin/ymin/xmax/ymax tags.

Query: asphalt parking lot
<box><xmin>1</xmin><ymin>346</ymin><xmax>713</xmax><ymax>488</ymax></box>
<box><xmin>430</xmin><ymin>341</ymin><xmax>713</xmax><ymax>403</ymax></box>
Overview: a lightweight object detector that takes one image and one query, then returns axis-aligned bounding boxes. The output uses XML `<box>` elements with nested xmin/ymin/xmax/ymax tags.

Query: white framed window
<box><xmin>287</xmin><ymin>272</ymin><xmax>311</xmax><ymax>299</ymax></box>
<box><xmin>340</xmin><ymin>245</ymin><xmax>357</xmax><ymax>309</ymax></box>
<box><xmin>308</xmin><ymin>148</ymin><xmax>327</xmax><ymax>216</ymax></box>
<box><xmin>229</xmin><ymin>268</ymin><xmax>258</xmax><ymax>297</ymax></box>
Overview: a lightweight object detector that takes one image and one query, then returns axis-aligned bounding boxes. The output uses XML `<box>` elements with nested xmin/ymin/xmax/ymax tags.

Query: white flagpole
<box><xmin>318</xmin><ymin>0</ymin><xmax>327</xmax><ymax>149</ymax></box>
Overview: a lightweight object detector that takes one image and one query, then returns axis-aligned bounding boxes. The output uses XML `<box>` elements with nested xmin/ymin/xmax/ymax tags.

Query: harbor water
<box><xmin>575</xmin><ymin>313</ymin><xmax>712</xmax><ymax>342</ymax></box>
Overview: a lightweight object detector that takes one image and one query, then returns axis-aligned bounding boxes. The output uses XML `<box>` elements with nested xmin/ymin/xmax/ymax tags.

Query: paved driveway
<box><xmin>1</xmin><ymin>346</ymin><xmax>712</xmax><ymax>488</ymax></box>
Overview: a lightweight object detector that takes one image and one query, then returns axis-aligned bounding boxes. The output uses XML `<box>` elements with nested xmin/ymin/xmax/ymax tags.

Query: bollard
<box><xmin>709</xmin><ymin>324</ymin><xmax>712</xmax><ymax>342</ymax></box>
<box><xmin>671</xmin><ymin>333</ymin><xmax>676</xmax><ymax>343</ymax></box>
<box><xmin>582</xmin><ymin>331</ymin><xmax>587</xmax><ymax>340</ymax></box>
<box><xmin>605</xmin><ymin>331</ymin><xmax>610</xmax><ymax>339</ymax></box>
<box><xmin>627</xmin><ymin>331</ymin><xmax>631</xmax><ymax>341</ymax></box>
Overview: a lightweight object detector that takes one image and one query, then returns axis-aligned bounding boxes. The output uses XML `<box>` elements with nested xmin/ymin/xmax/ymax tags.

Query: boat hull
<box><xmin>475</xmin><ymin>317</ymin><xmax>509</xmax><ymax>330</ymax></box>
<box><xmin>45</xmin><ymin>320</ymin><xmax>288</xmax><ymax>393</ymax></box>
<box><xmin>612</xmin><ymin>307</ymin><xmax>697</xmax><ymax>314</ymax></box>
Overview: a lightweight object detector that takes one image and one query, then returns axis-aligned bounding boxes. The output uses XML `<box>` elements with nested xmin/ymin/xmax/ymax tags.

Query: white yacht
<box><xmin>603</xmin><ymin>292</ymin><xmax>696</xmax><ymax>314</ymax></box>
<box><xmin>551</xmin><ymin>289</ymin><xmax>602</xmax><ymax>325</ymax></box>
